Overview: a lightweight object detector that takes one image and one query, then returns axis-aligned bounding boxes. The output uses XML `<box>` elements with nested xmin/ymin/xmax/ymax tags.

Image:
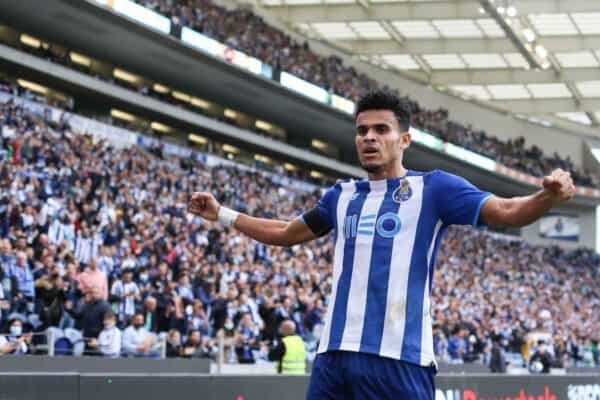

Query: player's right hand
<box><xmin>188</xmin><ymin>192</ymin><xmax>220</xmax><ymax>221</ymax></box>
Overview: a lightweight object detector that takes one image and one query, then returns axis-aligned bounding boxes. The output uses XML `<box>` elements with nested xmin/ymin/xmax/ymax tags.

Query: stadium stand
<box><xmin>134</xmin><ymin>0</ymin><xmax>597</xmax><ymax>188</ymax></box>
<box><xmin>0</xmin><ymin>83</ymin><xmax>598</xmax><ymax>368</ymax></box>
<box><xmin>0</xmin><ymin>19</ymin><xmax>598</xmax><ymax>188</ymax></box>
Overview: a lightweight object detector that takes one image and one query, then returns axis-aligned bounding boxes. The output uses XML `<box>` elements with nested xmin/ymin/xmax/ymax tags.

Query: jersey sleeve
<box><xmin>299</xmin><ymin>185</ymin><xmax>338</xmax><ymax>237</ymax></box>
<box><xmin>432</xmin><ymin>170</ymin><xmax>492</xmax><ymax>227</ymax></box>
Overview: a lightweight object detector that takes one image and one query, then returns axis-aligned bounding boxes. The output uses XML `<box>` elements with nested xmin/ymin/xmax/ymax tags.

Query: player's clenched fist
<box><xmin>542</xmin><ymin>168</ymin><xmax>575</xmax><ymax>203</ymax></box>
<box><xmin>188</xmin><ymin>192</ymin><xmax>220</xmax><ymax>221</ymax></box>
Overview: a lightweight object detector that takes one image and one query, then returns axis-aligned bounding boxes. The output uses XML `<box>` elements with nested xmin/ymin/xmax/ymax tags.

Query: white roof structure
<box><xmin>260</xmin><ymin>0</ymin><xmax>600</xmax><ymax>130</ymax></box>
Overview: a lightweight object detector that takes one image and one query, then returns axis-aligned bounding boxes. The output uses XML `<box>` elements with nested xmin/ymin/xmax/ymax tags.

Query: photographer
<box><xmin>35</xmin><ymin>265</ymin><xmax>67</xmax><ymax>329</ymax></box>
<box><xmin>529</xmin><ymin>340</ymin><xmax>553</xmax><ymax>374</ymax></box>
<box><xmin>235</xmin><ymin>312</ymin><xmax>258</xmax><ymax>364</ymax></box>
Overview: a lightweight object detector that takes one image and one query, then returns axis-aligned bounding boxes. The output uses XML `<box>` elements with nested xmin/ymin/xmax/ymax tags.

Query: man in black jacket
<box><xmin>66</xmin><ymin>286</ymin><xmax>111</xmax><ymax>352</ymax></box>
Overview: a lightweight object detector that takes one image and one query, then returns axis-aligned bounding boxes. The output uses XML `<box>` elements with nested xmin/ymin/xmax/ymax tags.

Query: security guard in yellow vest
<box><xmin>268</xmin><ymin>320</ymin><xmax>306</xmax><ymax>375</ymax></box>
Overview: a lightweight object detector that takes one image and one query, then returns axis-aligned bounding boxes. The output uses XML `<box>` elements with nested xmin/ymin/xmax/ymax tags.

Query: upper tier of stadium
<box><xmin>0</xmin><ymin>0</ymin><xmax>598</xmax><ymax>190</ymax></box>
<box><xmin>130</xmin><ymin>0</ymin><xmax>600</xmax><ymax>188</ymax></box>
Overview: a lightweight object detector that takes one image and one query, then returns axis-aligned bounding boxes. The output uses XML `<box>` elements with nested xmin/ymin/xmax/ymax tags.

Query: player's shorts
<box><xmin>306</xmin><ymin>350</ymin><xmax>435</xmax><ymax>400</ymax></box>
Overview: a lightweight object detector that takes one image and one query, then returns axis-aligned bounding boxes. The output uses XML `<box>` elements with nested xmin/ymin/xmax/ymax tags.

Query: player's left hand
<box><xmin>542</xmin><ymin>168</ymin><xmax>575</xmax><ymax>203</ymax></box>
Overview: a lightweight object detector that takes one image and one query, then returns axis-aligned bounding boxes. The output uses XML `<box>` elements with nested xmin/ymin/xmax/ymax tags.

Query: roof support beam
<box><xmin>333</xmin><ymin>36</ymin><xmax>600</xmax><ymax>55</ymax></box>
<box><xmin>266</xmin><ymin>0</ymin><xmax>600</xmax><ymax>23</ymax></box>
<box><xmin>479</xmin><ymin>0</ymin><xmax>540</xmax><ymax>69</ymax></box>
<box><xmin>267</xmin><ymin>1</ymin><xmax>482</xmax><ymax>22</ymax></box>
<box><xmin>490</xmin><ymin>98</ymin><xmax>600</xmax><ymax>113</ymax></box>
<box><xmin>428</xmin><ymin>68</ymin><xmax>600</xmax><ymax>85</ymax></box>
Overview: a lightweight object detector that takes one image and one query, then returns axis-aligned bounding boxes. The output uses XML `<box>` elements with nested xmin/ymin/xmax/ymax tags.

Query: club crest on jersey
<box><xmin>392</xmin><ymin>179</ymin><xmax>412</xmax><ymax>203</ymax></box>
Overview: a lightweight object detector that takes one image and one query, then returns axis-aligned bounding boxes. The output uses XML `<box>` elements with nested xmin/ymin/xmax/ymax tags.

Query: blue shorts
<box><xmin>306</xmin><ymin>351</ymin><xmax>435</xmax><ymax>400</ymax></box>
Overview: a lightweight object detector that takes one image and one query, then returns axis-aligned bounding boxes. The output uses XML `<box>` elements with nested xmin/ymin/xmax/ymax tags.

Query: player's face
<box><xmin>355</xmin><ymin>110</ymin><xmax>410</xmax><ymax>174</ymax></box>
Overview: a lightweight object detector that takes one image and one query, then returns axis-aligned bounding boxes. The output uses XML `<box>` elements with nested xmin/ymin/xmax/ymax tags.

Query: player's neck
<box><xmin>367</xmin><ymin>163</ymin><xmax>407</xmax><ymax>181</ymax></box>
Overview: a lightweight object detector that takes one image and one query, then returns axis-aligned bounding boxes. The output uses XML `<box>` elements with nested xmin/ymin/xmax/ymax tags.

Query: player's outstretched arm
<box><xmin>479</xmin><ymin>168</ymin><xmax>575</xmax><ymax>227</ymax></box>
<box><xmin>188</xmin><ymin>192</ymin><xmax>318</xmax><ymax>246</ymax></box>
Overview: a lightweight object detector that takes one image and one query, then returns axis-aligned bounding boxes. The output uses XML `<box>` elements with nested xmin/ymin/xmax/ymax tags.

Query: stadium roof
<box><xmin>261</xmin><ymin>0</ymin><xmax>600</xmax><ymax>129</ymax></box>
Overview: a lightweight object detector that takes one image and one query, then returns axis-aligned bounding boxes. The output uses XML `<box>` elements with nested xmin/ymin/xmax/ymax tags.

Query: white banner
<box><xmin>539</xmin><ymin>214</ymin><xmax>580</xmax><ymax>241</ymax></box>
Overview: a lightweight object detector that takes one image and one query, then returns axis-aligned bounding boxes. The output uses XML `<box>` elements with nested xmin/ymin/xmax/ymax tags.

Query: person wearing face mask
<box><xmin>122</xmin><ymin>313</ymin><xmax>157</xmax><ymax>357</ymax></box>
<box><xmin>136</xmin><ymin>267</ymin><xmax>151</xmax><ymax>298</ymax></box>
<box><xmin>0</xmin><ymin>318</ymin><xmax>30</xmax><ymax>355</ymax></box>
<box><xmin>220</xmin><ymin>316</ymin><xmax>237</xmax><ymax>363</ymax></box>
<box><xmin>90</xmin><ymin>311</ymin><xmax>121</xmax><ymax>358</ymax></box>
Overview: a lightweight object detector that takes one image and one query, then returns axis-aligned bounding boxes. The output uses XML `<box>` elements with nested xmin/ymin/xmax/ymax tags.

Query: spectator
<box><xmin>110</xmin><ymin>269</ymin><xmax>140</xmax><ymax>326</ymax></box>
<box><xmin>552</xmin><ymin>335</ymin><xmax>568</xmax><ymax>368</ymax></box>
<box><xmin>181</xmin><ymin>329</ymin><xmax>213</xmax><ymax>359</ymax></box>
<box><xmin>159</xmin><ymin>295</ymin><xmax>186</xmax><ymax>334</ymax></box>
<box><xmin>579</xmin><ymin>336</ymin><xmax>596</xmax><ymax>367</ymax></box>
<box><xmin>448</xmin><ymin>327</ymin><xmax>468</xmax><ymax>363</ymax></box>
<box><xmin>235</xmin><ymin>312</ymin><xmax>259</xmax><ymax>364</ymax></box>
<box><xmin>432</xmin><ymin>324</ymin><xmax>448</xmax><ymax>362</ymax></box>
<box><xmin>48</xmin><ymin>214</ymin><xmax>75</xmax><ymax>249</ymax></box>
<box><xmin>0</xmin><ymin>318</ymin><xmax>30</xmax><ymax>355</ymax></box>
<box><xmin>165</xmin><ymin>328</ymin><xmax>182</xmax><ymax>358</ymax></box>
<box><xmin>35</xmin><ymin>265</ymin><xmax>67</xmax><ymax>328</ymax></box>
<box><xmin>8</xmin><ymin>251</ymin><xmax>34</xmax><ymax>302</ymax></box>
<box><xmin>177</xmin><ymin>273</ymin><xmax>194</xmax><ymax>301</ymax></box>
<box><xmin>74</xmin><ymin>226</ymin><xmax>101</xmax><ymax>266</ymax></box>
<box><xmin>91</xmin><ymin>311</ymin><xmax>121</xmax><ymax>358</ymax></box>
<box><xmin>186</xmin><ymin>299</ymin><xmax>209</xmax><ymax>337</ymax></box>
<box><xmin>122</xmin><ymin>312</ymin><xmax>157</xmax><ymax>357</ymax></box>
<box><xmin>66</xmin><ymin>286</ymin><xmax>111</xmax><ymax>349</ymax></box>
<box><xmin>142</xmin><ymin>296</ymin><xmax>159</xmax><ymax>333</ymax></box>
<box><xmin>78</xmin><ymin>258</ymin><xmax>108</xmax><ymax>301</ymax></box>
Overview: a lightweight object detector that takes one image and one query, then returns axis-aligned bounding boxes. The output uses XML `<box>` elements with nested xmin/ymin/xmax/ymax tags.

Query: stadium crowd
<box><xmin>0</xmin><ymin>90</ymin><xmax>599</xmax><ymax>367</ymax></box>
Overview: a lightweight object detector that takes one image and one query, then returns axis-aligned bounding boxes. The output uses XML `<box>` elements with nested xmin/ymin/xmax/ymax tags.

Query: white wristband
<box><xmin>217</xmin><ymin>206</ymin><xmax>240</xmax><ymax>227</ymax></box>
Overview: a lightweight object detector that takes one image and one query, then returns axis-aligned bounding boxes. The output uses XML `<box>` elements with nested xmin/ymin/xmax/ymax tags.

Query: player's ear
<box><xmin>399</xmin><ymin>132</ymin><xmax>411</xmax><ymax>150</ymax></box>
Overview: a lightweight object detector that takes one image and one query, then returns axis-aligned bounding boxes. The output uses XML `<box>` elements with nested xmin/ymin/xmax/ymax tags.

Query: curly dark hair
<box><xmin>354</xmin><ymin>90</ymin><xmax>411</xmax><ymax>132</ymax></box>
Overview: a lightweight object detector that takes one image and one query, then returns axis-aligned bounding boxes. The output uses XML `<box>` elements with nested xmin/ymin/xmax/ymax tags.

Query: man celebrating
<box><xmin>189</xmin><ymin>90</ymin><xmax>575</xmax><ymax>399</ymax></box>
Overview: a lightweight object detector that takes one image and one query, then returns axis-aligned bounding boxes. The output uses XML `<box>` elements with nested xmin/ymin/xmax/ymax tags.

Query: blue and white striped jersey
<box><xmin>302</xmin><ymin>170</ymin><xmax>491</xmax><ymax>367</ymax></box>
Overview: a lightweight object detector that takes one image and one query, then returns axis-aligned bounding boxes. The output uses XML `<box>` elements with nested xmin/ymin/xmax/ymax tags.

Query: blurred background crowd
<box><xmin>0</xmin><ymin>91</ymin><xmax>598</xmax><ymax>369</ymax></box>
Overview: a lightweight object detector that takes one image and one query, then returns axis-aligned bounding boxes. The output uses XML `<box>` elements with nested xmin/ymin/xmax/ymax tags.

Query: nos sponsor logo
<box><xmin>344</xmin><ymin>213</ymin><xmax>401</xmax><ymax>239</ymax></box>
